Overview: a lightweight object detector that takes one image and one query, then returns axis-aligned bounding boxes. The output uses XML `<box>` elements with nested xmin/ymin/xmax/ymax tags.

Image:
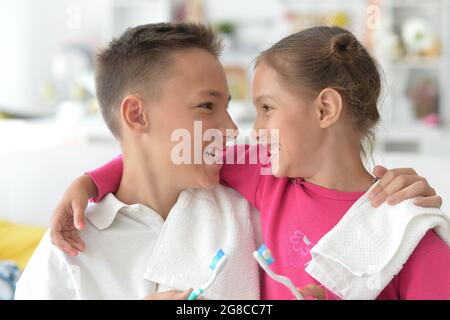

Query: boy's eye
<box><xmin>262</xmin><ymin>104</ymin><xmax>273</xmax><ymax>112</ymax></box>
<box><xmin>197</xmin><ymin>102</ymin><xmax>213</xmax><ymax>110</ymax></box>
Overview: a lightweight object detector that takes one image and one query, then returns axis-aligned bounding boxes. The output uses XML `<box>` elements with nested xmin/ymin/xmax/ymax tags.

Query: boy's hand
<box><xmin>50</xmin><ymin>174</ymin><xmax>98</xmax><ymax>256</ymax></box>
<box><xmin>143</xmin><ymin>289</ymin><xmax>198</xmax><ymax>300</ymax></box>
<box><xmin>369</xmin><ymin>166</ymin><xmax>442</xmax><ymax>208</ymax></box>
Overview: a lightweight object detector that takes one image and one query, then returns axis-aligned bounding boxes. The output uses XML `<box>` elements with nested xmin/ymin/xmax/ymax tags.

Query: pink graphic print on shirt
<box><xmin>287</xmin><ymin>230</ymin><xmax>314</xmax><ymax>268</ymax></box>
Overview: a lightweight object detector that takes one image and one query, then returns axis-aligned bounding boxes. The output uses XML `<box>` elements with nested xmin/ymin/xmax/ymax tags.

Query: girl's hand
<box><xmin>369</xmin><ymin>166</ymin><xmax>442</xmax><ymax>208</ymax></box>
<box><xmin>143</xmin><ymin>289</ymin><xmax>198</xmax><ymax>300</ymax></box>
<box><xmin>297</xmin><ymin>284</ymin><xmax>326</xmax><ymax>300</ymax></box>
<box><xmin>50</xmin><ymin>174</ymin><xmax>98</xmax><ymax>256</ymax></box>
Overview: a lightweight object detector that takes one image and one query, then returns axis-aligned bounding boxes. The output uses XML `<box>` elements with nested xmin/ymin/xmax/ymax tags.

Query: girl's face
<box><xmin>252</xmin><ymin>61</ymin><xmax>324</xmax><ymax>178</ymax></box>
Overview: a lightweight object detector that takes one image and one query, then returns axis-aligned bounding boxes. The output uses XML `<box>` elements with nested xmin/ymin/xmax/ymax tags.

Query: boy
<box><xmin>15</xmin><ymin>23</ymin><xmax>260</xmax><ymax>300</ymax></box>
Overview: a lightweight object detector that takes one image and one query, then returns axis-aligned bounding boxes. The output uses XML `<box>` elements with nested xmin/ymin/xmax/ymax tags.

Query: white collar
<box><xmin>85</xmin><ymin>193</ymin><xmax>164</xmax><ymax>230</ymax></box>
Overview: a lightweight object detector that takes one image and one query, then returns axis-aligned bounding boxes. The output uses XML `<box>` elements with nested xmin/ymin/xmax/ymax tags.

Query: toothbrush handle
<box><xmin>269</xmin><ymin>273</ymin><xmax>304</xmax><ymax>300</ymax></box>
<box><xmin>187</xmin><ymin>288</ymin><xmax>204</xmax><ymax>300</ymax></box>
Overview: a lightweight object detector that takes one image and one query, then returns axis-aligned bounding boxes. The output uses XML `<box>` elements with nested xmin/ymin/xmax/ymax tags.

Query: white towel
<box><xmin>305</xmin><ymin>181</ymin><xmax>450</xmax><ymax>300</ymax></box>
<box><xmin>144</xmin><ymin>185</ymin><xmax>260</xmax><ymax>300</ymax></box>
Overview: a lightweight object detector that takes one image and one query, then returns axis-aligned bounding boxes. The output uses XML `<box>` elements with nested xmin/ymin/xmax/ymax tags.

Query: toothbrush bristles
<box><xmin>257</xmin><ymin>244</ymin><xmax>274</xmax><ymax>265</ymax></box>
<box><xmin>209</xmin><ymin>248</ymin><xmax>225</xmax><ymax>270</ymax></box>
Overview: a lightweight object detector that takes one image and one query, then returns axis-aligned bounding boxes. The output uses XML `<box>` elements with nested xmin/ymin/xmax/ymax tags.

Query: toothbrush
<box><xmin>253</xmin><ymin>244</ymin><xmax>304</xmax><ymax>300</ymax></box>
<box><xmin>187</xmin><ymin>248</ymin><xmax>228</xmax><ymax>300</ymax></box>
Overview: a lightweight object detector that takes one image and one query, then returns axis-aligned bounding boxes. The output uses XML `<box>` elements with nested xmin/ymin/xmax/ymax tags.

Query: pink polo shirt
<box><xmin>88</xmin><ymin>145</ymin><xmax>450</xmax><ymax>300</ymax></box>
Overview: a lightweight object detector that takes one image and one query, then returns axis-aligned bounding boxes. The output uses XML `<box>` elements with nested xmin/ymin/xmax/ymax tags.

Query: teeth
<box><xmin>205</xmin><ymin>148</ymin><xmax>217</xmax><ymax>158</ymax></box>
<box><xmin>270</xmin><ymin>143</ymin><xmax>281</xmax><ymax>154</ymax></box>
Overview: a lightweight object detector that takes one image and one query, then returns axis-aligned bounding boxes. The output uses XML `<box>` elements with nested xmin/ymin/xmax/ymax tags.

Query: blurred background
<box><xmin>1</xmin><ymin>0</ymin><xmax>450</xmax><ymax>228</ymax></box>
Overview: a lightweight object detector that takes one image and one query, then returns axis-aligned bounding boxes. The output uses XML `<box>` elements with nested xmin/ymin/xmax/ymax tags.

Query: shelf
<box><xmin>387</xmin><ymin>0</ymin><xmax>444</xmax><ymax>9</ymax></box>
<box><xmin>376</xmin><ymin>0</ymin><xmax>449</xmax><ymax>128</ymax></box>
<box><xmin>390</xmin><ymin>58</ymin><xmax>442</xmax><ymax>70</ymax></box>
<box><xmin>0</xmin><ymin>115</ymin><xmax>115</xmax><ymax>153</ymax></box>
<box><xmin>376</xmin><ymin>124</ymin><xmax>450</xmax><ymax>154</ymax></box>
<box><xmin>111</xmin><ymin>0</ymin><xmax>161</xmax><ymax>8</ymax></box>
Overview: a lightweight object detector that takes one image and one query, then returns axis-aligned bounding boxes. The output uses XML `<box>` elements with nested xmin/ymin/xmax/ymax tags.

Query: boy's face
<box><xmin>137</xmin><ymin>48</ymin><xmax>237</xmax><ymax>189</ymax></box>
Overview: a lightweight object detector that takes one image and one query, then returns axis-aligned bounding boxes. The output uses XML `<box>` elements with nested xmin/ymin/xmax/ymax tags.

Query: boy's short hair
<box><xmin>95</xmin><ymin>22</ymin><xmax>223</xmax><ymax>137</ymax></box>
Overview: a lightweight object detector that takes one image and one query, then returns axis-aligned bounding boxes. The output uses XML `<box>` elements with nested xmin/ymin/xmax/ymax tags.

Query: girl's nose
<box><xmin>251</xmin><ymin>126</ymin><xmax>266</xmax><ymax>144</ymax></box>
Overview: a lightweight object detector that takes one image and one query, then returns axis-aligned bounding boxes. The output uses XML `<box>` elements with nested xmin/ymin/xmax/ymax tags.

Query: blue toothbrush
<box><xmin>187</xmin><ymin>248</ymin><xmax>228</xmax><ymax>300</ymax></box>
<box><xmin>253</xmin><ymin>244</ymin><xmax>304</xmax><ymax>300</ymax></box>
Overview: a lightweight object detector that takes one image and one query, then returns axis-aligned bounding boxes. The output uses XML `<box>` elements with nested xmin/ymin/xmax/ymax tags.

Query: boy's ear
<box><xmin>315</xmin><ymin>88</ymin><xmax>343</xmax><ymax>129</ymax></box>
<box><xmin>120</xmin><ymin>95</ymin><xmax>149</xmax><ymax>133</ymax></box>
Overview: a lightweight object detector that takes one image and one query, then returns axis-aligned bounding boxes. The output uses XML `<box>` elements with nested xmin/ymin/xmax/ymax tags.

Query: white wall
<box><xmin>0</xmin><ymin>143</ymin><xmax>120</xmax><ymax>227</ymax></box>
<box><xmin>0</xmin><ymin>0</ymin><xmax>109</xmax><ymax>116</ymax></box>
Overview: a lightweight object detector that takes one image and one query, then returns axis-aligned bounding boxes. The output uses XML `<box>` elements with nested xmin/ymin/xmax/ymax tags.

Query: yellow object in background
<box><xmin>0</xmin><ymin>220</ymin><xmax>46</xmax><ymax>270</ymax></box>
<box><xmin>329</xmin><ymin>11</ymin><xmax>350</xmax><ymax>28</ymax></box>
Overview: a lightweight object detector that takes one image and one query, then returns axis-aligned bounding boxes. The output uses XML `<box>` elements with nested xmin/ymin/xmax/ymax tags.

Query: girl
<box><xmin>51</xmin><ymin>26</ymin><xmax>447</xmax><ymax>299</ymax></box>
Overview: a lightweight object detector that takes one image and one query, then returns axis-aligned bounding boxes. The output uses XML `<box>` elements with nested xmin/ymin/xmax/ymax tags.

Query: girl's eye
<box><xmin>197</xmin><ymin>102</ymin><xmax>213</xmax><ymax>110</ymax></box>
<box><xmin>263</xmin><ymin>104</ymin><xmax>273</xmax><ymax>112</ymax></box>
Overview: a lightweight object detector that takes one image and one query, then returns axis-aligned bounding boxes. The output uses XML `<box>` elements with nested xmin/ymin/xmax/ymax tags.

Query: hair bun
<box><xmin>330</xmin><ymin>32</ymin><xmax>358</xmax><ymax>62</ymax></box>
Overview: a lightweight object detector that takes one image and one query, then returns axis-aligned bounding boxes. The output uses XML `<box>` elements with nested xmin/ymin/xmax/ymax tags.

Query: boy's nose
<box><xmin>226</xmin><ymin>114</ymin><xmax>238</xmax><ymax>132</ymax></box>
<box><xmin>221</xmin><ymin>113</ymin><xmax>239</xmax><ymax>142</ymax></box>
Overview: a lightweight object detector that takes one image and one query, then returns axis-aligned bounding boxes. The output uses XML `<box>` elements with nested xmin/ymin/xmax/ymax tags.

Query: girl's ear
<box><xmin>120</xmin><ymin>95</ymin><xmax>149</xmax><ymax>133</ymax></box>
<box><xmin>315</xmin><ymin>88</ymin><xmax>343</xmax><ymax>129</ymax></box>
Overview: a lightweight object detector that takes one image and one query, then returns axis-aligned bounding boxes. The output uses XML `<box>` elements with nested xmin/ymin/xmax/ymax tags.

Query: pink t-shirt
<box><xmin>88</xmin><ymin>145</ymin><xmax>450</xmax><ymax>300</ymax></box>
